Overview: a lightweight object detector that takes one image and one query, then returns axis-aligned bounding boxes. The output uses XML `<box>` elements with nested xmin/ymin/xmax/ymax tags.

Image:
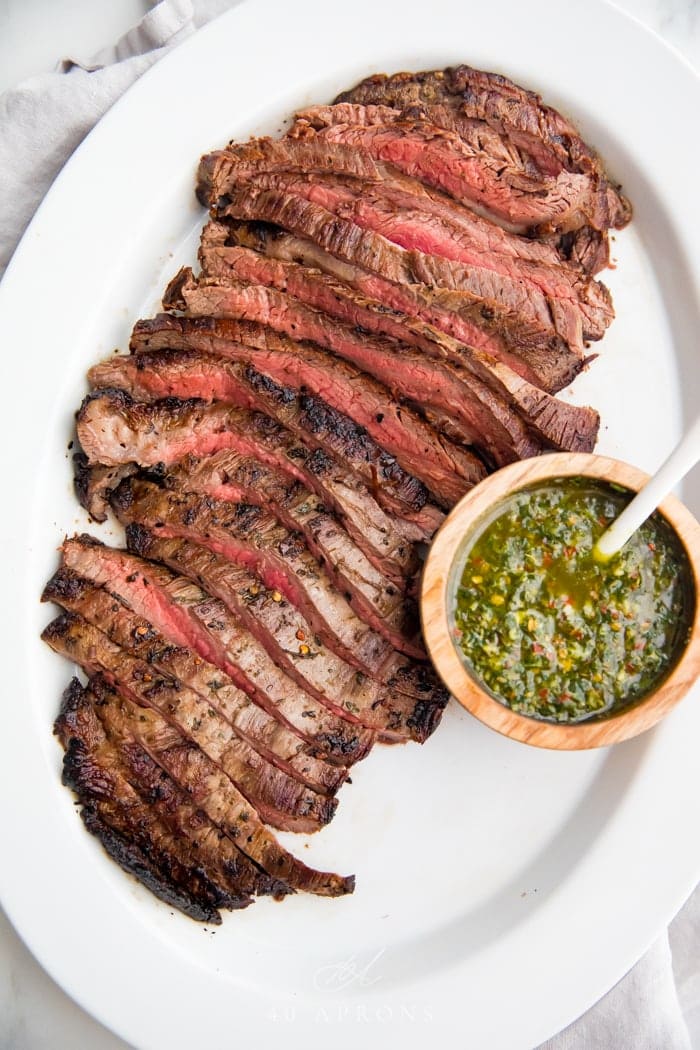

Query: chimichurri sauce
<box><xmin>453</xmin><ymin>477</ymin><xmax>694</xmax><ymax>723</ymax></box>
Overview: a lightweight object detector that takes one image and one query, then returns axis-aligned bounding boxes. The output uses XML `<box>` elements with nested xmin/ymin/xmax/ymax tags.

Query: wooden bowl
<box><xmin>421</xmin><ymin>452</ymin><xmax>700</xmax><ymax>749</ymax></box>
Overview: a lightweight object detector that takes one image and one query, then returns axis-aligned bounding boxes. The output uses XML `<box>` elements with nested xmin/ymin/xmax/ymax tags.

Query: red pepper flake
<box><xmin>542</xmin><ymin>553</ymin><xmax>553</xmax><ymax>567</ymax></box>
<box><xmin>648</xmin><ymin>541</ymin><xmax>656</xmax><ymax>552</ymax></box>
<box><xmin>564</xmin><ymin>546</ymin><xmax>576</xmax><ymax>559</ymax></box>
<box><xmin>532</xmin><ymin>643</ymin><xmax>544</xmax><ymax>655</ymax></box>
<box><xmin>295</xmin><ymin>629</ymin><xmax>306</xmax><ymax>641</ymax></box>
<box><xmin>538</xmin><ymin>688</ymin><xmax>549</xmax><ymax>699</ymax></box>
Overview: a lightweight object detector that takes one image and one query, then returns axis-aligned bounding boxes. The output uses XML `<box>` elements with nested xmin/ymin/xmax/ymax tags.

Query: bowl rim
<box><xmin>420</xmin><ymin>452</ymin><xmax>700</xmax><ymax>750</ymax></box>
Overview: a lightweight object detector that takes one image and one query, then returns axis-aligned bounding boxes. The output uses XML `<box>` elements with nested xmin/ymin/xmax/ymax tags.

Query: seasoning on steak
<box><xmin>87</xmin><ymin>674</ymin><xmax>355</xmax><ymax>896</ymax></box>
<box><xmin>44</xmin><ymin>611</ymin><xmax>337</xmax><ymax>834</ymax></box>
<box><xmin>76</xmin><ymin>389</ymin><xmax>417</xmax><ymax>580</ymax></box>
<box><xmin>127</xmin><ymin>528</ymin><xmax>448</xmax><ymax>744</ymax></box>
<box><xmin>44</xmin><ymin>566</ymin><xmax>344</xmax><ymax>795</ymax></box>
<box><xmin>60</xmin><ymin>535</ymin><xmax>373</xmax><ymax>765</ymax></box>
<box><xmin>109</xmin><ymin>475</ymin><xmax>423</xmax><ymax>668</ymax></box>
<box><xmin>55</xmin><ymin>677</ymin><xmax>245</xmax><ymax>921</ymax></box>
<box><xmin>171</xmin><ymin>271</ymin><xmax>598</xmax><ymax>462</ymax></box>
<box><xmin>157</xmin><ymin>449</ymin><xmax>422</xmax><ymax>623</ymax></box>
<box><xmin>118</xmin><ymin>323</ymin><xmax>485</xmax><ymax>508</ymax></box>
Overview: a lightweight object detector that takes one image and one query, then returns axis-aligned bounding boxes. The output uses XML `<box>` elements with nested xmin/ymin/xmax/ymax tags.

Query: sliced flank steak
<box><xmin>198</xmin><ymin>141</ymin><xmax>600</xmax><ymax>273</ymax></box>
<box><xmin>94</xmin><ymin>345</ymin><xmax>446</xmax><ymax>532</ymax></box>
<box><xmin>109</xmin><ymin>475</ymin><xmax>424</xmax><ymax>665</ymax></box>
<box><xmin>86</xmin><ymin>674</ymin><xmax>354</xmax><ymax>896</ymax></box>
<box><xmin>66</xmin><ymin>678</ymin><xmax>285</xmax><ymax>900</ymax></box>
<box><xmin>333</xmin><ymin>67</ymin><xmax>631</xmax><ymax>228</ymax></box>
<box><xmin>44</xmin><ymin>567</ymin><xmax>345</xmax><ymax>797</ymax></box>
<box><xmin>210</xmin><ymin>222</ymin><xmax>585</xmax><ymax>395</ymax></box>
<box><xmin>198</xmin><ymin>171</ymin><xmax>610</xmax><ymax>362</ymax></box>
<box><xmin>119</xmin><ymin>333</ymin><xmax>438</xmax><ymax>533</ymax></box>
<box><xmin>201</xmin><ymin>206</ymin><xmax>612</xmax><ymax>347</ymax></box>
<box><xmin>170</xmin><ymin>271</ymin><xmax>598</xmax><ymax>463</ymax></box>
<box><xmin>157</xmin><ymin>449</ymin><xmax>419</xmax><ymax>611</ymax></box>
<box><xmin>127</xmin><ymin>527</ymin><xmax>448</xmax><ymax>743</ymax></box>
<box><xmin>44</xmin><ymin>612</ymin><xmax>337</xmax><ymax>834</ymax></box>
<box><xmin>118</xmin><ymin>323</ymin><xmax>486</xmax><ymax>508</ymax></box>
<box><xmin>76</xmin><ymin>390</ymin><xmax>416</xmax><ymax>581</ymax></box>
<box><xmin>55</xmin><ymin>677</ymin><xmax>246</xmax><ymax>921</ymax></box>
<box><xmin>208</xmin><ymin>184</ymin><xmax>589</xmax><ymax>376</ymax></box>
<box><xmin>217</xmin><ymin>218</ymin><xmax>587</xmax><ymax>393</ymax></box>
<box><xmin>287</xmin><ymin>116</ymin><xmax>607</xmax><ymax>234</ymax></box>
<box><xmin>59</xmin><ymin>535</ymin><xmax>373</xmax><ymax>765</ymax></box>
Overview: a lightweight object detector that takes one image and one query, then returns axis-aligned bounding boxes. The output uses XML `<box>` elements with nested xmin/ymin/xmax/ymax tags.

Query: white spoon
<box><xmin>595</xmin><ymin>415</ymin><xmax>700</xmax><ymax>559</ymax></box>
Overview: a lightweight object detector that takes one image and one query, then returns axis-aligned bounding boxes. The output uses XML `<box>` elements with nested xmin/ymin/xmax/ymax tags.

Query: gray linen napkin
<box><xmin>0</xmin><ymin>3</ymin><xmax>697</xmax><ymax>1046</ymax></box>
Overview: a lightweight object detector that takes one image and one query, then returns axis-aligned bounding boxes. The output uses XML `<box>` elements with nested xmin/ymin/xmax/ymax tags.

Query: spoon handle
<box><xmin>595</xmin><ymin>415</ymin><xmax>700</xmax><ymax>558</ymax></box>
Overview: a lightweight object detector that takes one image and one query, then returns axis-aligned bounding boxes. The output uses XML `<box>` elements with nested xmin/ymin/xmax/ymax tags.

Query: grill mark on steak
<box><xmin>55</xmin><ymin>677</ymin><xmax>239</xmax><ymax>921</ymax></box>
<box><xmin>94</xmin><ymin>345</ymin><xmax>441</xmax><ymax>535</ymax></box>
<box><xmin>123</xmin><ymin>316</ymin><xmax>485</xmax><ymax>508</ymax></box>
<box><xmin>76</xmin><ymin>390</ymin><xmax>416</xmax><ymax>581</ymax></box>
<box><xmin>60</xmin><ymin>535</ymin><xmax>372</xmax><ymax>765</ymax></box>
<box><xmin>44</xmin><ymin>567</ymin><xmax>344</xmax><ymax>796</ymax></box>
<box><xmin>128</xmin><ymin>529</ymin><xmax>447</xmax><ymax>744</ymax></box>
<box><xmin>158</xmin><ymin>449</ymin><xmax>423</xmax><ymax>645</ymax></box>
<box><xmin>109</xmin><ymin>475</ymin><xmax>412</xmax><ymax>671</ymax></box>
<box><xmin>44</xmin><ymin>612</ymin><xmax>336</xmax><ymax>834</ymax></box>
<box><xmin>86</xmin><ymin>674</ymin><xmax>353</xmax><ymax>896</ymax></box>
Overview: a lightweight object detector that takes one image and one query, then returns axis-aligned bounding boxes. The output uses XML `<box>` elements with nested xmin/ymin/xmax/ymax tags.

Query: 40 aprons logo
<box><xmin>268</xmin><ymin>948</ymin><xmax>434</xmax><ymax>1025</ymax></box>
<box><xmin>313</xmin><ymin>948</ymin><xmax>386</xmax><ymax>991</ymax></box>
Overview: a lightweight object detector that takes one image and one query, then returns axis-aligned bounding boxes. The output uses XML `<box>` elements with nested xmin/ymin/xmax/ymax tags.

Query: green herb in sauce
<box><xmin>453</xmin><ymin>477</ymin><xmax>694</xmax><ymax>723</ymax></box>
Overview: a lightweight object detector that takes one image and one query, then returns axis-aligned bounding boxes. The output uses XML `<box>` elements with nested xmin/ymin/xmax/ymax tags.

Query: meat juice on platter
<box><xmin>41</xmin><ymin>64</ymin><xmax>631</xmax><ymax>922</ymax></box>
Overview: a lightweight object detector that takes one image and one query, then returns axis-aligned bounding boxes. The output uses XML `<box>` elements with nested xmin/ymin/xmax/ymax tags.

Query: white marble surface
<box><xmin>0</xmin><ymin>1</ymin><xmax>698</xmax><ymax>1048</ymax></box>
